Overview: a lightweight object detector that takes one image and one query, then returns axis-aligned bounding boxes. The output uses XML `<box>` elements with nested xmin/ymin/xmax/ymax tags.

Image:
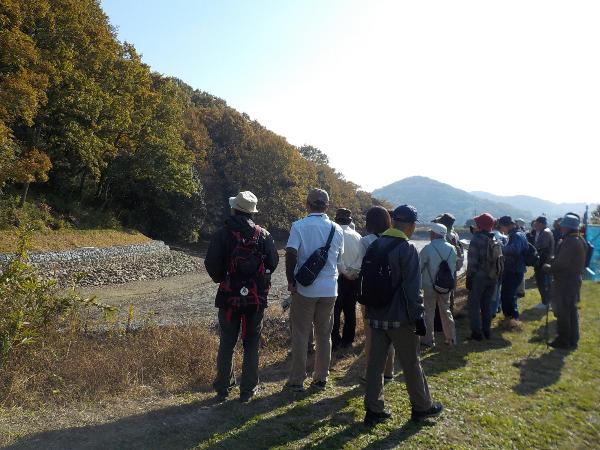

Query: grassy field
<box><xmin>1</xmin><ymin>282</ymin><xmax>599</xmax><ymax>449</ymax></box>
<box><xmin>0</xmin><ymin>229</ymin><xmax>151</xmax><ymax>252</ymax></box>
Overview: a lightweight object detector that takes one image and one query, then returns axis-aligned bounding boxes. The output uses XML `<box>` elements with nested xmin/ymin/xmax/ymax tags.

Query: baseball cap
<box><xmin>393</xmin><ymin>204</ymin><xmax>419</xmax><ymax>223</ymax></box>
<box><xmin>498</xmin><ymin>216</ymin><xmax>515</xmax><ymax>227</ymax></box>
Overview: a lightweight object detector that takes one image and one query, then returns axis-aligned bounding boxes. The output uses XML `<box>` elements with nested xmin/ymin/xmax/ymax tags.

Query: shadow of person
<box><xmin>519</xmin><ymin>304</ymin><xmax>550</xmax><ymax>323</ymax></box>
<box><xmin>5</xmin><ymin>387</ymin><xmax>314</xmax><ymax>450</ymax></box>
<box><xmin>512</xmin><ymin>345</ymin><xmax>572</xmax><ymax>396</ymax></box>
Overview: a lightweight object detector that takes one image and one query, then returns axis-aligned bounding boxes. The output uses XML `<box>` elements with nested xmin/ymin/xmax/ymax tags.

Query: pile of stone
<box><xmin>0</xmin><ymin>241</ymin><xmax>203</xmax><ymax>287</ymax></box>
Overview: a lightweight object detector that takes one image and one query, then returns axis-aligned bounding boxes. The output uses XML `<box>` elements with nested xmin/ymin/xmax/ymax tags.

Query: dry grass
<box><xmin>0</xmin><ymin>229</ymin><xmax>151</xmax><ymax>253</ymax></box>
<box><xmin>0</xmin><ymin>323</ymin><xmax>219</xmax><ymax>407</ymax></box>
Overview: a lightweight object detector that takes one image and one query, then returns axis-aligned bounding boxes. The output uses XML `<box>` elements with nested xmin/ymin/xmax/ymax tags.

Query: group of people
<box><xmin>204</xmin><ymin>188</ymin><xmax>589</xmax><ymax>426</ymax></box>
<box><xmin>466</xmin><ymin>212</ymin><xmax>587</xmax><ymax>349</ymax></box>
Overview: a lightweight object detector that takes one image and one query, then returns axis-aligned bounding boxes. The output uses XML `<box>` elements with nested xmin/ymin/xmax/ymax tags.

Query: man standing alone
<box><xmin>205</xmin><ymin>191</ymin><xmax>279</xmax><ymax>403</ymax></box>
<box><xmin>285</xmin><ymin>189</ymin><xmax>344</xmax><ymax>391</ymax></box>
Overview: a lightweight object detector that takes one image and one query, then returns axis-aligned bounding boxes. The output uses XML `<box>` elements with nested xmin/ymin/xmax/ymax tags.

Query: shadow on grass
<box><xmin>5</xmin><ymin>387</ymin><xmax>315</xmax><ymax>450</ymax></box>
<box><xmin>519</xmin><ymin>304</ymin><xmax>550</xmax><ymax>323</ymax></box>
<box><xmin>513</xmin><ymin>325</ymin><xmax>572</xmax><ymax>396</ymax></box>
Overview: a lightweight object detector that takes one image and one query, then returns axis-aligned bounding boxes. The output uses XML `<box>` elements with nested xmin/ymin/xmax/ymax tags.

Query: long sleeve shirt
<box><xmin>420</xmin><ymin>238</ymin><xmax>457</xmax><ymax>289</ymax></box>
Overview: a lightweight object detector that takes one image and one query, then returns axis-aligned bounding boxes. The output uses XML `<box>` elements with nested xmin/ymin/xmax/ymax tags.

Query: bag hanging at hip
<box><xmin>295</xmin><ymin>225</ymin><xmax>336</xmax><ymax>287</ymax></box>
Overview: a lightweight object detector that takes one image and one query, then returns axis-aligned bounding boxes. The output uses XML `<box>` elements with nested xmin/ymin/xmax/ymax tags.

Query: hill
<box><xmin>470</xmin><ymin>191</ymin><xmax>596</xmax><ymax>221</ymax></box>
<box><xmin>373</xmin><ymin>177</ymin><xmax>531</xmax><ymax>225</ymax></box>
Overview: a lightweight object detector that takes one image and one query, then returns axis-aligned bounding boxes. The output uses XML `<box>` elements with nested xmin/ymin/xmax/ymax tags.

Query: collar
<box><xmin>382</xmin><ymin>228</ymin><xmax>409</xmax><ymax>240</ymax></box>
<box><xmin>307</xmin><ymin>213</ymin><xmax>328</xmax><ymax>219</ymax></box>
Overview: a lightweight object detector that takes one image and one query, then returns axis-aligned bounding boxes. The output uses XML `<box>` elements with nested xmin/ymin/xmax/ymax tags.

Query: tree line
<box><xmin>0</xmin><ymin>0</ymin><xmax>384</xmax><ymax>241</ymax></box>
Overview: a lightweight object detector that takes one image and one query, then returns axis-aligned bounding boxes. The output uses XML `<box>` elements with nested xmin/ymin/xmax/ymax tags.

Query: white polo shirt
<box><xmin>286</xmin><ymin>213</ymin><xmax>344</xmax><ymax>298</ymax></box>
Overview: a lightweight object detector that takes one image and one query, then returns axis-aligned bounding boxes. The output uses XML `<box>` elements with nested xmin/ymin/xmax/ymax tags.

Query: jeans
<box><xmin>332</xmin><ymin>276</ymin><xmax>359</xmax><ymax>347</ymax></box>
<box><xmin>214</xmin><ymin>308</ymin><xmax>264</xmax><ymax>396</ymax></box>
<box><xmin>468</xmin><ymin>275</ymin><xmax>496</xmax><ymax>338</ymax></box>
<box><xmin>501</xmin><ymin>271</ymin><xmax>524</xmax><ymax>319</ymax></box>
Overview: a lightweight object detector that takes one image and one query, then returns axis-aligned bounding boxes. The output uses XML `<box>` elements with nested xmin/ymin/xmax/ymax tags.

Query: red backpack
<box><xmin>218</xmin><ymin>225</ymin><xmax>268</xmax><ymax>320</ymax></box>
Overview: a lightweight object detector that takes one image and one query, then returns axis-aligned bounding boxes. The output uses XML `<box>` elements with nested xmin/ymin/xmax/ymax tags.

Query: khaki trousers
<box><xmin>422</xmin><ymin>288</ymin><xmax>456</xmax><ymax>346</ymax></box>
<box><xmin>364</xmin><ymin>325</ymin><xmax>433</xmax><ymax>413</ymax></box>
<box><xmin>287</xmin><ymin>293</ymin><xmax>336</xmax><ymax>386</ymax></box>
<box><xmin>361</xmin><ymin>305</ymin><xmax>395</xmax><ymax>377</ymax></box>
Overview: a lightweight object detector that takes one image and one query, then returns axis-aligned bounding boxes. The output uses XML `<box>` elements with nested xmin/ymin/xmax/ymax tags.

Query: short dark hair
<box><xmin>365</xmin><ymin>206</ymin><xmax>391</xmax><ymax>235</ymax></box>
<box><xmin>308</xmin><ymin>202</ymin><xmax>327</xmax><ymax>213</ymax></box>
<box><xmin>393</xmin><ymin>219</ymin><xmax>413</xmax><ymax>232</ymax></box>
<box><xmin>234</xmin><ymin>209</ymin><xmax>252</xmax><ymax>218</ymax></box>
<box><xmin>335</xmin><ymin>217</ymin><xmax>352</xmax><ymax>226</ymax></box>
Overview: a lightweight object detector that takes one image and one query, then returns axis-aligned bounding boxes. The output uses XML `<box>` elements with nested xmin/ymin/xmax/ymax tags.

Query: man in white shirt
<box><xmin>420</xmin><ymin>223</ymin><xmax>457</xmax><ymax>348</ymax></box>
<box><xmin>331</xmin><ymin>208</ymin><xmax>363</xmax><ymax>350</ymax></box>
<box><xmin>284</xmin><ymin>188</ymin><xmax>344</xmax><ymax>391</ymax></box>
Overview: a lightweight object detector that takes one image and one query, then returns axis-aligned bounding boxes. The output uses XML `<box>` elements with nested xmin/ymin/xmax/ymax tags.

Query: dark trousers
<box><xmin>534</xmin><ymin>267</ymin><xmax>552</xmax><ymax>305</ymax></box>
<box><xmin>552</xmin><ymin>277</ymin><xmax>581</xmax><ymax>347</ymax></box>
<box><xmin>468</xmin><ymin>275</ymin><xmax>496</xmax><ymax>338</ymax></box>
<box><xmin>364</xmin><ymin>325</ymin><xmax>432</xmax><ymax>413</ymax></box>
<box><xmin>501</xmin><ymin>271</ymin><xmax>524</xmax><ymax>319</ymax></box>
<box><xmin>332</xmin><ymin>276</ymin><xmax>358</xmax><ymax>347</ymax></box>
<box><xmin>213</xmin><ymin>308</ymin><xmax>264</xmax><ymax>396</ymax></box>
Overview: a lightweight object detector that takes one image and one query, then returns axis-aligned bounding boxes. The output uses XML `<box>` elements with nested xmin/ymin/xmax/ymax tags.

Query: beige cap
<box><xmin>307</xmin><ymin>188</ymin><xmax>329</xmax><ymax>206</ymax></box>
<box><xmin>229</xmin><ymin>191</ymin><xmax>259</xmax><ymax>214</ymax></box>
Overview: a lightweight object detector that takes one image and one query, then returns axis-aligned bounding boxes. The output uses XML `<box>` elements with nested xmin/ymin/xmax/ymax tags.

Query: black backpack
<box><xmin>295</xmin><ymin>225</ymin><xmax>336</xmax><ymax>287</ymax></box>
<box><xmin>524</xmin><ymin>242</ymin><xmax>540</xmax><ymax>267</ymax></box>
<box><xmin>218</xmin><ymin>225</ymin><xmax>267</xmax><ymax>315</ymax></box>
<box><xmin>426</xmin><ymin>245</ymin><xmax>455</xmax><ymax>294</ymax></box>
<box><xmin>358</xmin><ymin>237</ymin><xmax>404</xmax><ymax>308</ymax></box>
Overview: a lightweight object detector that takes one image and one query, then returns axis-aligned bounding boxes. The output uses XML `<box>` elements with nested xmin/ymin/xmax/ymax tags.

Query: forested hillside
<box><xmin>0</xmin><ymin>0</ymin><xmax>382</xmax><ymax>241</ymax></box>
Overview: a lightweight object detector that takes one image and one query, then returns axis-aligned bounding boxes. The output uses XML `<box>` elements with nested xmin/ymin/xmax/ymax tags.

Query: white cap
<box><xmin>429</xmin><ymin>222</ymin><xmax>447</xmax><ymax>236</ymax></box>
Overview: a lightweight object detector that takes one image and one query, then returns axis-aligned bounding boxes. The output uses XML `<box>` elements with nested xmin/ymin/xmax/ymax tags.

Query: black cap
<box><xmin>535</xmin><ymin>216</ymin><xmax>547</xmax><ymax>226</ymax></box>
<box><xmin>393</xmin><ymin>204</ymin><xmax>419</xmax><ymax>223</ymax></box>
<box><xmin>433</xmin><ymin>213</ymin><xmax>456</xmax><ymax>228</ymax></box>
<box><xmin>498</xmin><ymin>216</ymin><xmax>515</xmax><ymax>227</ymax></box>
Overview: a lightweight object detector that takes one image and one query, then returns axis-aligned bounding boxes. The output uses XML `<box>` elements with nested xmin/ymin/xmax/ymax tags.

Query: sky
<box><xmin>100</xmin><ymin>0</ymin><xmax>600</xmax><ymax>204</ymax></box>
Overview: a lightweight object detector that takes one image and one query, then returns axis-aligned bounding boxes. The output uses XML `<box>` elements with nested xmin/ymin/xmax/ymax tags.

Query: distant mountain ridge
<box><xmin>470</xmin><ymin>191</ymin><xmax>596</xmax><ymax>221</ymax></box>
<box><xmin>372</xmin><ymin>177</ymin><xmax>532</xmax><ymax>226</ymax></box>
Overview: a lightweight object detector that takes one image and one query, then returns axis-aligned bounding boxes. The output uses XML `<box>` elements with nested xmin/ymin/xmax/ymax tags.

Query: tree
<box><xmin>298</xmin><ymin>145</ymin><xmax>329</xmax><ymax>165</ymax></box>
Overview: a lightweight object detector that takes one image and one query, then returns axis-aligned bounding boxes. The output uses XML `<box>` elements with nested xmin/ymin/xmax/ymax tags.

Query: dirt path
<box><xmin>80</xmin><ymin>252</ymin><xmax>290</xmax><ymax>326</ymax></box>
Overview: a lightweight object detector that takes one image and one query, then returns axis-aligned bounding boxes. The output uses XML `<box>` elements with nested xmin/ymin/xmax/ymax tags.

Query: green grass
<box><xmin>0</xmin><ymin>229</ymin><xmax>151</xmax><ymax>252</ymax></box>
<box><xmin>1</xmin><ymin>282</ymin><xmax>598</xmax><ymax>449</ymax></box>
<box><xmin>198</xmin><ymin>282</ymin><xmax>600</xmax><ymax>449</ymax></box>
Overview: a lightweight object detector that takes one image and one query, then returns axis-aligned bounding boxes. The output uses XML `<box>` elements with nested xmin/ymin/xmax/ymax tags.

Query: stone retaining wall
<box><xmin>0</xmin><ymin>241</ymin><xmax>202</xmax><ymax>287</ymax></box>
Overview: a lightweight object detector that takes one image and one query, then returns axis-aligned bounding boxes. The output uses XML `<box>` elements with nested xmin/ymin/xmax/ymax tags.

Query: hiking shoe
<box><xmin>364</xmin><ymin>408</ymin><xmax>392</xmax><ymax>426</ymax></box>
<box><xmin>359</xmin><ymin>375</ymin><xmax>367</xmax><ymax>385</ymax></box>
<box><xmin>549</xmin><ymin>339</ymin><xmax>575</xmax><ymax>350</ymax></box>
<box><xmin>310</xmin><ymin>380</ymin><xmax>327</xmax><ymax>389</ymax></box>
<box><xmin>239</xmin><ymin>392</ymin><xmax>254</xmax><ymax>403</ymax></box>
<box><xmin>468</xmin><ymin>332</ymin><xmax>483</xmax><ymax>341</ymax></box>
<box><xmin>215</xmin><ymin>391</ymin><xmax>229</xmax><ymax>403</ymax></box>
<box><xmin>284</xmin><ymin>383</ymin><xmax>305</xmax><ymax>393</ymax></box>
<box><xmin>411</xmin><ymin>402</ymin><xmax>444</xmax><ymax>422</ymax></box>
<box><xmin>384</xmin><ymin>376</ymin><xmax>394</xmax><ymax>385</ymax></box>
<box><xmin>534</xmin><ymin>302</ymin><xmax>548</xmax><ymax>310</ymax></box>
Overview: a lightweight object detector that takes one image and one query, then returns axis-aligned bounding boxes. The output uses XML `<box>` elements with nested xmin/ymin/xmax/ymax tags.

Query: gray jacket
<box><xmin>365</xmin><ymin>234</ymin><xmax>424</xmax><ymax>326</ymax></box>
<box><xmin>534</xmin><ymin>228</ymin><xmax>554</xmax><ymax>265</ymax></box>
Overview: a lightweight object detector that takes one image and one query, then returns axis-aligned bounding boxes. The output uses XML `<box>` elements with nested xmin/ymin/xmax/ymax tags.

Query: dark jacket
<box><xmin>503</xmin><ymin>228</ymin><xmax>528</xmax><ymax>274</ymax></box>
<box><xmin>550</xmin><ymin>231</ymin><xmax>587</xmax><ymax>279</ymax></box>
<box><xmin>204</xmin><ymin>215</ymin><xmax>279</xmax><ymax>308</ymax></box>
<box><xmin>534</xmin><ymin>228</ymin><xmax>555</xmax><ymax>265</ymax></box>
<box><xmin>467</xmin><ymin>231</ymin><xmax>500</xmax><ymax>280</ymax></box>
<box><xmin>365</xmin><ymin>228</ymin><xmax>424</xmax><ymax>325</ymax></box>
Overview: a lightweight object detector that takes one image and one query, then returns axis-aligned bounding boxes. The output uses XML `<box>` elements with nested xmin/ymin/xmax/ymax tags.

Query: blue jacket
<box><xmin>502</xmin><ymin>228</ymin><xmax>528</xmax><ymax>274</ymax></box>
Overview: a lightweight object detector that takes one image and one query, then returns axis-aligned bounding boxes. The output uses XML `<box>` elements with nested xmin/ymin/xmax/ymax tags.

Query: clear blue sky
<box><xmin>101</xmin><ymin>0</ymin><xmax>600</xmax><ymax>204</ymax></box>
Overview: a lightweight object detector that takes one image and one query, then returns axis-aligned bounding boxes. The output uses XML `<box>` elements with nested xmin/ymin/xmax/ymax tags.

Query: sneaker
<box><xmin>310</xmin><ymin>380</ymin><xmax>327</xmax><ymax>389</ymax></box>
<box><xmin>534</xmin><ymin>303</ymin><xmax>548</xmax><ymax>310</ymax></box>
<box><xmin>364</xmin><ymin>408</ymin><xmax>392</xmax><ymax>426</ymax></box>
<box><xmin>411</xmin><ymin>402</ymin><xmax>444</xmax><ymax>422</ymax></box>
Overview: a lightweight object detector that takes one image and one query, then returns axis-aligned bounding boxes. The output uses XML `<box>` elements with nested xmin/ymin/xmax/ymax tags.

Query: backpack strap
<box><xmin>431</xmin><ymin>243</ymin><xmax>452</xmax><ymax>262</ymax></box>
<box><xmin>323</xmin><ymin>224</ymin><xmax>336</xmax><ymax>252</ymax></box>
